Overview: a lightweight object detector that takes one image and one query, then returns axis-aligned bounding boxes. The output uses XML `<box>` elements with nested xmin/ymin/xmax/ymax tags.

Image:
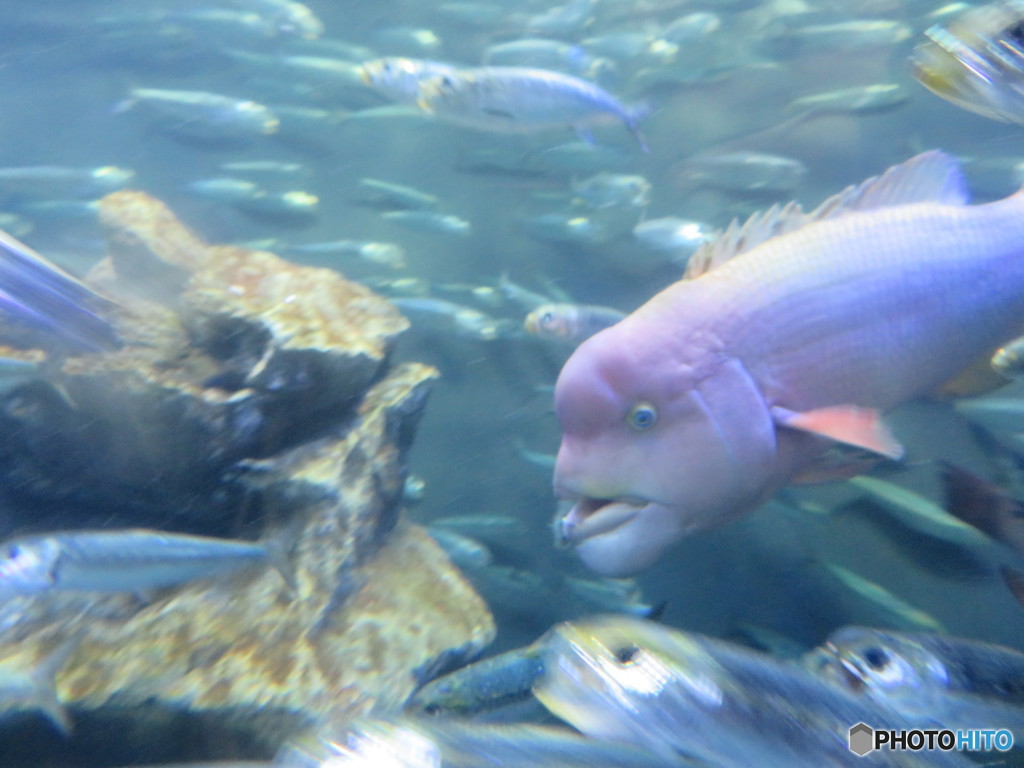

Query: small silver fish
<box><xmin>0</xmin><ymin>166</ymin><xmax>135</xmax><ymax>198</ymax></box>
<box><xmin>563</xmin><ymin>575</ymin><xmax>654</xmax><ymax>616</ymax></box>
<box><xmin>523</xmin><ymin>213</ymin><xmax>610</xmax><ymax>244</ymax></box>
<box><xmin>786</xmin><ymin>84</ymin><xmax>909</xmax><ymax>116</ymax></box>
<box><xmin>483</xmin><ymin>39</ymin><xmax>594</xmax><ymax>77</ymax></box>
<box><xmin>235</xmin><ymin>190</ymin><xmax>319</xmax><ymax>219</ymax></box>
<box><xmin>382</xmin><ymin>210</ymin><xmax>471</xmax><ymax>236</ymax></box>
<box><xmin>0</xmin><ymin>529</ymin><xmax>291</xmax><ymax>594</ymax></box>
<box><xmin>416</xmin><ymin>67</ymin><xmax>650</xmax><ymax>149</ymax></box>
<box><xmin>824</xmin><ymin>562</ymin><xmax>945</xmax><ymax>632</ymax></box>
<box><xmin>429</xmin><ymin>515</ymin><xmax>528</xmax><ymax>544</ymax></box>
<box><xmin>773</xmin><ymin>19</ymin><xmax>913</xmax><ymax>54</ymax></box>
<box><xmin>498</xmin><ymin>273</ymin><xmax>559</xmax><ymax>311</ymax></box>
<box><xmin>527</xmin><ymin>0</ymin><xmax>595</xmax><ymax>37</ymax></box>
<box><xmin>119</xmin><ymin>88</ymin><xmax>279</xmax><ymax>140</ymax></box>
<box><xmin>425</xmin><ymin>526</ymin><xmax>493</xmax><ymax>569</ymax></box>
<box><xmin>676</xmin><ymin>151</ymin><xmax>808</xmax><ymax>194</ymax></box>
<box><xmin>184</xmin><ymin>178</ymin><xmax>262</xmax><ymax>204</ymax></box>
<box><xmin>374</xmin><ymin>27</ymin><xmax>443</xmax><ymax>57</ymax></box>
<box><xmin>662</xmin><ymin>12</ymin><xmax>722</xmax><ymax>43</ymax></box>
<box><xmin>435</xmin><ymin>283</ymin><xmax>504</xmax><ymax>309</ymax></box>
<box><xmin>392</xmin><ymin>297</ymin><xmax>501</xmax><ymax>340</ymax></box>
<box><xmin>525</xmin><ymin>303</ymin><xmax>626</xmax><ymax>344</ymax></box>
<box><xmin>632</xmin><ymin>217</ymin><xmax>713</xmax><ymax>257</ymax></box>
<box><xmin>572</xmin><ymin>173</ymin><xmax>651</xmax><ymax>209</ymax></box>
<box><xmin>287</xmin><ymin>240</ymin><xmax>406</xmax><ymax>269</ymax></box>
<box><xmin>363</xmin><ymin>276</ymin><xmax>431</xmax><ymax>297</ymax></box>
<box><xmin>219</xmin><ymin>160</ymin><xmax>309</xmax><ymax>179</ymax></box>
<box><xmin>357</xmin><ymin>178</ymin><xmax>440</xmax><ymax>210</ymax></box>
<box><xmin>240</xmin><ymin>0</ymin><xmax>324</xmax><ymax>38</ymax></box>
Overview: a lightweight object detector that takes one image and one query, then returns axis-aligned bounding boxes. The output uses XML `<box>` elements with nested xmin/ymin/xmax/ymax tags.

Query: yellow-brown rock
<box><xmin>0</xmin><ymin>193</ymin><xmax>495</xmax><ymax>756</ymax></box>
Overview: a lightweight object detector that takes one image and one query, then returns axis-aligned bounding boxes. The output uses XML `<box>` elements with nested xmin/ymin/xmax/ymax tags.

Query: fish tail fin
<box><xmin>939</xmin><ymin>461</ymin><xmax>1018</xmax><ymax>541</ymax></box>
<box><xmin>31</xmin><ymin>638</ymin><xmax>78</xmax><ymax>736</ymax></box>
<box><xmin>263</xmin><ymin>531</ymin><xmax>298</xmax><ymax>596</ymax></box>
<box><xmin>625</xmin><ymin>100</ymin><xmax>654</xmax><ymax>152</ymax></box>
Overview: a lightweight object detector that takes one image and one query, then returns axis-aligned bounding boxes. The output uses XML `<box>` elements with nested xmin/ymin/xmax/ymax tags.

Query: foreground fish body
<box><xmin>416</xmin><ymin>67</ymin><xmax>649</xmax><ymax>149</ymax></box>
<box><xmin>406</xmin><ymin>642</ymin><xmax>546</xmax><ymax>719</ymax></box>
<box><xmin>553</xmin><ymin>151</ymin><xmax>1024</xmax><ymax>576</ymax></box>
<box><xmin>286</xmin><ymin>718</ymin><xmax>686</xmax><ymax>768</ymax></box>
<box><xmin>0</xmin><ymin>529</ymin><xmax>283</xmax><ymax>594</ymax></box>
<box><xmin>535</xmin><ymin>617</ymin><xmax>969</xmax><ymax>767</ymax></box>
<box><xmin>913</xmin><ymin>0</ymin><xmax>1024</xmax><ymax>125</ymax></box>
<box><xmin>807</xmin><ymin>626</ymin><xmax>1024</xmax><ymax>734</ymax></box>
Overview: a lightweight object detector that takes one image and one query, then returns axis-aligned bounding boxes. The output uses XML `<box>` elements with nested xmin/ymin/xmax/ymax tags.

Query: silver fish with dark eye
<box><xmin>914</xmin><ymin>0</ymin><xmax>1024</xmax><ymax>125</ymax></box>
<box><xmin>360</xmin><ymin>57</ymin><xmax>458</xmax><ymax>104</ymax></box>
<box><xmin>535</xmin><ymin>616</ymin><xmax>976</xmax><ymax>768</ymax></box>
<box><xmin>0</xmin><ymin>528</ymin><xmax>293</xmax><ymax>594</ymax></box>
<box><xmin>525</xmin><ymin>303</ymin><xmax>626</xmax><ymax>345</ymax></box>
<box><xmin>806</xmin><ymin>626</ymin><xmax>1024</xmax><ymax>736</ymax></box>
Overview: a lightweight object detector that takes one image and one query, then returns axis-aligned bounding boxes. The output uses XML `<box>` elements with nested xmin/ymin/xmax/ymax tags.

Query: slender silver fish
<box><xmin>0</xmin><ymin>529</ymin><xmax>291</xmax><ymax>594</ymax></box>
<box><xmin>416</xmin><ymin>66</ymin><xmax>650</xmax><ymax>149</ymax></box>
<box><xmin>807</xmin><ymin>626</ymin><xmax>1024</xmax><ymax>735</ymax></box>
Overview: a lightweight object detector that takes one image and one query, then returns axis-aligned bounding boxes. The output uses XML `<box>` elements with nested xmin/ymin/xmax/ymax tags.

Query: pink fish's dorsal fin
<box><xmin>683</xmin><ymin>200</ymin><xmax>807</xmax><ymax>279</ymax></box>
<box><xmin>807</xmin><ymin>150</ymin><xmax>968</xmax><ymax>222</ymax></box>
<box><xmin>683</xmin><ymin>151</ymin><xmax>967</xmax><ymax>281</ymax></box>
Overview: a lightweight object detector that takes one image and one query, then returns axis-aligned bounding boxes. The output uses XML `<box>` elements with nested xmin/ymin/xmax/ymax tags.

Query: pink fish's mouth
<box><xmin>555</xmin><ymin>496</ymin><xmax>650</xmax><ymax>546</ymax></box>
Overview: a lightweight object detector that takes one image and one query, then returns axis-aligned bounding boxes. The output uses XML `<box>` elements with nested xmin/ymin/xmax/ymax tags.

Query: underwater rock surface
<box><xmin>0</xmin><ymin>192</ymin><xmax>494</xmax><ymax>751</ymax></box>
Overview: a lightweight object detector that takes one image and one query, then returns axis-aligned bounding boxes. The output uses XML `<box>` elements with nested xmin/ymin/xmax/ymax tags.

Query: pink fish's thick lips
<box><xmin>555</xmin><ymin>495</ymin><xmax>649</xmax><ymax>546</ymax></box>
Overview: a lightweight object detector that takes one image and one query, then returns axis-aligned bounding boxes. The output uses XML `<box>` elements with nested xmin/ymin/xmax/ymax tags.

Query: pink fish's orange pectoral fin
<box><xmin>771</xmin><ymin>405</ymin><xmax>905</xmax><ymax>460</ymax></box>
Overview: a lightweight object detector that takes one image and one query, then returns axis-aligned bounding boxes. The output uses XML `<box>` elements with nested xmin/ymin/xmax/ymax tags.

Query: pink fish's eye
<box><xmin>627</xmin><ymin>402</ymin><xmax>657</xmax><ymax>431</ymax></box>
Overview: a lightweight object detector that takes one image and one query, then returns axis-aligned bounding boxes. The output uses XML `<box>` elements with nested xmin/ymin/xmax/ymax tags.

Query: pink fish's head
<box><xmin>552</xmin><ymin>321</ymin><xmax>778</xmax><ymax>576</ymax></box>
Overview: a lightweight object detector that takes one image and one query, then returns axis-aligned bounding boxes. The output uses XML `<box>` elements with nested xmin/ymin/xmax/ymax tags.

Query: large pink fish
<box><xmin>553</xmin><ymin>151</ymin><xmax>1024</xmax><ymax>576</ymax></box>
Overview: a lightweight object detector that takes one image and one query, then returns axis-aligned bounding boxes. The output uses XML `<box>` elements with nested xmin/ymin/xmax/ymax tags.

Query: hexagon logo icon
<box><xmin>849</xmin><ymin>723</ymin><xmax>874</xmax><ymax>757</ymax></box>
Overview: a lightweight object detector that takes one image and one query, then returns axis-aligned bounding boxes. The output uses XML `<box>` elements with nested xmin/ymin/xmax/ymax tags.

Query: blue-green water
<box><xmin>4</xmin><ymin>0</ymin><xmax>1024</xmax><ymax>765</ymax></box>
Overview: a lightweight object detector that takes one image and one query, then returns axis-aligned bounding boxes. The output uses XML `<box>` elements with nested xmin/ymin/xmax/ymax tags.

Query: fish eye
<box><xmin>862</xmin><ymin>646</ymin><xmax>890</xmax><ymax>670</ymax></box>
<box><xmin>440</xmin><ymin>75</ymin><xmax>455</xmax><ymax>89</ymax></box>
<box><xmin>614</xmin><ymin>645</ymin><xmax>641</xmax><ymax>665</ymax></box>
<box><xmin>1007</xmin><ymin>20</ymin><xmax>1024</xmax><ymax>46</ymax></box>
<box><xmin>541</xmin><ymin>311</ymin><xmax>556</xmax><ymax>328</ymax></box>
<box><xmin>627</xmin><ymin>402</ymin><xmax>658</xmax><ymax>431</ymax></box>
<box><xmin>5</xmin><ymin>544</ymin><xmax>20</xmax><ymax>560</ymax></box>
